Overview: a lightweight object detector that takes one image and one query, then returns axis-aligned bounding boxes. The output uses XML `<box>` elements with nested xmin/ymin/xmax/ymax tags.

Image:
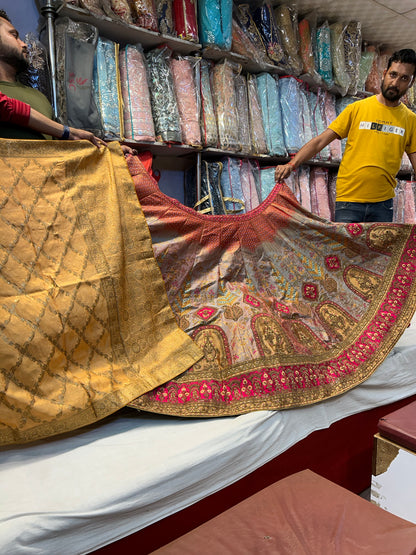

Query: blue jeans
<box><xmin>334</xmin><ymin>199</ymin><xmax>393</xmax><ymax>223</ymax></box>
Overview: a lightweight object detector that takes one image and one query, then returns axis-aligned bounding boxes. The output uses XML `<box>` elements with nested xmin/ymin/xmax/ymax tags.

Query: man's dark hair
<box><xmin>0</xmin><ymin>10</ymin><xmax>10</xmax><ymax>22</ymax></box>
<box><xmin>387</xmin><ymin>49</ymin><xmax>416</xmax><ymax>77</ymax></box>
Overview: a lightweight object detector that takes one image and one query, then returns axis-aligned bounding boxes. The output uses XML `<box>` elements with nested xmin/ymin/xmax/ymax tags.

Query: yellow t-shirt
<box><xmin>329</xmin><ymin>95</ymin><xmax>416</xmax><ymax>202</ymax></box>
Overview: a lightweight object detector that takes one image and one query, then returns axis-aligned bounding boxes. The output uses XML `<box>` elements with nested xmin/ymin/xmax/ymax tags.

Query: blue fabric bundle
<box><xmin>259</xmin><ymin>166</ymin><xmax>276</xmax><ymax>202</ymax></box>
<box><xmin>220</xmin><ymin>157</ymin><xmax>246</xmax><ymax>213</ymax></box>
<box><xmin>93</xmin><ymin>37</ymin><xmax>123</xmax><ymax>140</ymax></box>
<box><xmin>279</xmin><ymin>76</ymin><xmax>303</xmax><ymax>154</ymax></box>
<box><xmin>198</xmin><ymin>0</ymin><xmax>233</xmax><ymax>50</ymax></box>
<box><xmin>256</xmin><ymin>72</ymin><xmax>286</xmax><ymax>156</ymax></box>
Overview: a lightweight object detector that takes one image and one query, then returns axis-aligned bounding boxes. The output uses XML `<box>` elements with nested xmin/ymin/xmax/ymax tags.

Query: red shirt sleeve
<box><xmin>0</xmin><ymin>91</ymin><xmax>31</xmax><ymax>126</ymax></box>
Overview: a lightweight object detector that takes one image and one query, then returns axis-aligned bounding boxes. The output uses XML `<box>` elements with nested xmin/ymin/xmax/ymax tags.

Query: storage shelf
<box><xmin>57</xmin><ymin>5</ymin><xmax>201</xmax><ymax>53</ymax></box>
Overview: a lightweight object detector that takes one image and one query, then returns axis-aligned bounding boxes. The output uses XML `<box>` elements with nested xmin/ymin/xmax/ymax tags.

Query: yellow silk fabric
<box><xmin>0</xmin><ymin>140</ymin><xmax>201</xmax><ymax>445</ymax></box>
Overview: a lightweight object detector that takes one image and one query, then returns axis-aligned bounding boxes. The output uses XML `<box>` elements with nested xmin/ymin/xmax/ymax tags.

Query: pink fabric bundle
<box><xmin>310</xmin><ymin>167</ymin><xmax>331</xmax><ymax>220</ymax></box>
<box><xmin>119</xmin><ymin>45</ymin><xmax>155</xmax><ymax>142</ymax></box>
<box><xmin>240</xmin><ymin>159</ymin><xmax>260</xmax><ymax>212</ymax></box>
<box><xmin>404</xmin><ymin>181</ymin><xmax>416</xmax><ymax>224</ymax></box>
<box><xmin>171</xmin><ymin>56</ymin><xmax>201</xmax><ymax>146</ymax></box>
<box><xmin>321</xmin><ymin>90</ymin><xmax>342</xmax><ymax>162</ymax></box>
<box><xmin>298</xmin><ymin>165</ymin><xmax>311</xmax><ymax>212</ymax></box>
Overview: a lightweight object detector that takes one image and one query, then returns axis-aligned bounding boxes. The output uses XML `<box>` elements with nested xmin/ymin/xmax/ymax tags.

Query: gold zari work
<box><xmin>0</xmin><ymin>140</ymin><xmax>201</xmax><ymax>445</ymax></box>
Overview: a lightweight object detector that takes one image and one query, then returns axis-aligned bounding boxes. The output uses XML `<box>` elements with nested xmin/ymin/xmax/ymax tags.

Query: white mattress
<box><xmin>1</xmin><ymin>316</ymin><xmax>416</xmax><ymax>555</ymax></box>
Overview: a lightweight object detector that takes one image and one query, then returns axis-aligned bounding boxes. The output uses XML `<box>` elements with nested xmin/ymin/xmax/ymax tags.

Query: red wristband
<box><xmin>287</xmin><ymin>161</ymin><xmax>295</xmax><ymax>170</ymax></box>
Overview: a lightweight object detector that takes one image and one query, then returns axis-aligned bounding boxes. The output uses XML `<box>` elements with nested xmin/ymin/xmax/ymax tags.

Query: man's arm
<box><xmin>275</xmin><ymin>128</ymin><xmax>341</xmax><ymax>182</ymax></box>
<box><xmin>407</xmin><ymin>151</ymin><xmax>416</xmax><ymax>175</ymax></box>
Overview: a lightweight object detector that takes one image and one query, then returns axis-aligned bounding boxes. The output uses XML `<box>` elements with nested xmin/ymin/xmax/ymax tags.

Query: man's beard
<box><xmin>0</xmin><ymin>42</ymin><xmax>29</xmax><ymax>74</ymax></box>
<box><xmin>381</xmin><ymin>80</ymin><xmax>403</xmax><ymax>102</ymax></box>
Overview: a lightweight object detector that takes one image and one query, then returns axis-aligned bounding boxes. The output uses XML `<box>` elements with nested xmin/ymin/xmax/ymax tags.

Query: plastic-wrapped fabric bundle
<box><xmin>93</xmin><ymin>37</ymin><xmax>123</xmax><ymax>140</ymax></box>
<box><xmin>247</xmin><ymin>74</ymin><xmax>268</xmax><ymax>155</ymax></box>
<box><xmin>299</xmin><ymin>84</ymin><xmax>313</xmax><ymax>145</ymax></box>
<box><xmin>259</xmin><ymin>166</ymin><xmax>276</xmax><ymax>201</ymax></box>
<box><xmin>119</xmin><ymin>44</ymin><xmax>155</xmax><ymax>142</ymax></box>
<box><xmin>298</xmin><ymin>165</ymin><xmax>311</xmax><ymax>211</ymax></box>
<box><xmin>308</xmin><ymin>90</ymin><xmax>330</xmax><ymax>161</ymax></box>
<box><xmin>234</xmin><ymin>4</ymin><xmax>270</xmax><ymax>65</ymax></box>
<box><xmin>310</xmin><ymin>166</ymin><xmax>330</xmax><ymax>220</ymax></box>
<box><xmin>21</xmin><ymin>33</ymin><xmax>52</xmax><ymax>104</ymax></box>
<box><xmin>251</xmin><ymin>1</ymin><xmax>287</xmax><ymax>67</ymax></box>
<box><xmin>401</xmin><ymin>152</ymin><xmax>412</xmax><ymax>173</ymax></box>
<box><xmin>365</xmin><ymin>46</ymin><xmax>382</xmax><ymax>94</ymax></box>
<box><xmin>344</xmin><ymin>21</ymin><xmax>362</xmax><ymax>95</ymax></box>
<box><xmin>211</xmin><ymin>59</ymin><xmax>240</xmax><ymax>151</ymax></box>
<box><xmin>234</xmin><ymin>74</ymin><xmax>251</xmax><ymax>155</ymax></box>
<box><xmin>155</xmin><ymin>0</ymin><xmax>175</xmax><ymax>35</ymax></box>
<box><xmin>357</xmin><ymin>48</ymin><xmax>376</xmax><ymax>92</ymax></box>
<box><xmin>198</xmin><ymin>0</ymin><xmax>233</xmax><ymax>50</ymax></box>
<box><xmin>79</xmin><ymin>0</ymin><xmax>106</xmax><ymax>17</ymax></box>
<box><xmin>220</xmin><ymin>157</ymin><xmax>245</xmax><ymax>213</ymax></box>
<box><xmin>171</xmin><ymin>56</ymin><xmax>201</xmax><ymax>146</ymax></box>
<box><xmin>173</xmin><ymin>0</ymin><xmax>199</xmax><ymax>42</ymax></box>
<box><xmin>316</xmin><ymin>20</ymin><xmax>333</xmax><ymax>87</ymax></box>
<box><xmin>256</xmin><ymin>72</ymin><xmax>286</xmax><ymax>156</ymax></box>
<box><xmin>146</xmin><ymin>46</ymin><xmax>182</xmax><ymax>143</ymax></box>
<box><xmin>327</xmin><ymin>171</ymin><xmax>337</xmax><ymax>220</ymax></box>
<box><xmin>231</xmin><ymin>18</ymin><xmax>270</xmax><ymax>66</ymax></box>
<box><xmin>273</xmin><ymin>3</ymin><xmax>302</xmax><ymax>76</ymax></box>
<box><xmin>130</xmin><ymin>0</ymin><xmax>158</xmax><ymax>31</ymax></box>
<box><xmin>284</xmin><ymin>171</ymin><xmax>300</xmax><ymax>203</ymax></box>
<box><xmin>319</xmin><ymin>89</ymin><xmax>341</xmax><ymax>162</ymax></box>
<box><xmin>199</xmin><ymin>59</ymin><xmax>218</xmax><ymax>147</ymax></box>
<box><xmin>109</xmin><ymin>0</ymin><xmax>134</xmax><ymax>23</ymax></box>
<box><xmin>240</xmin><ymin>159</ymin><xmax>261</xmax><ymax>212</ymax></box>
<box><xmin>193</xmin><ymin>161</ymin><xmax>226</xmax><ymax>214</ymax></box>
<box><xmin>298</xmin><ymin>17</ymin><xmax>318</xmax><ymax>79</ymax></box>
<box><xmin>394</xmin><ymin>181</ymin><xmax>416</xmax><ymax>224</ymax></box>
<box><xmin>330</xmin><ymin>22</ymin><xmax>350</xmax><ymax>96</ymax></box>
<box><xmin>55</xmin><ymin>17</ymin><xmax>103</xmax><ymax>136</ymax></box>
<box><xmin>279</xmin><ymin>76</ymin><xmax>303</xmax><ymax>155</ymax></box>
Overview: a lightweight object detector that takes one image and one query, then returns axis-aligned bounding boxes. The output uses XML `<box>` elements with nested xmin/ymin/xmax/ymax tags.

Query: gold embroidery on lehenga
<box><xmin>368</xmin><ymin>225</ymin><xmax>403</xmax><ymax>254</ymax></box>
<box><xmin>252</xmin><ymin>315</ymin><xmax>294</xmax><ymax>355</ymax></box>
<box><xmin>317</xmin><ymin>302</ymin><xmax>357</xmax><ymax>341</ymax></box>
<box><xmin>344</xmin><ymin>265</ymin><xmax>382</xmax><ymax>301</ymax></box>
<box><xmin>192</xmin><ymin>326</ymin><xmax>231</xmax><ymax>373</ymax></box>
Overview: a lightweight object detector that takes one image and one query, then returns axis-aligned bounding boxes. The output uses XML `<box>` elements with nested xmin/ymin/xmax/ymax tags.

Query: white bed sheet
<box><xmin>1</xmin><ymin>316</ymin><xmax>416</xmax><ymax>555</ymax></box>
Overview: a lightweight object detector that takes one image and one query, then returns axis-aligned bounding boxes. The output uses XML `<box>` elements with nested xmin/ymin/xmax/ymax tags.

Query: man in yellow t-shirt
<box><xmin>275</xmin><ymin>49</ymin><xmax>416</xmax><ymax>223</ymax></box>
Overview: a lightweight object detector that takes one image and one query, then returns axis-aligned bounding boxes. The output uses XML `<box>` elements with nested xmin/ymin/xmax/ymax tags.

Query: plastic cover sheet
<box><xmin>319</xmin><ymin>89</ymin><xmax>341</xmax><ymax>162</ymax></box>
<box><xmin>394</xmin><ymin>181</ymin><xmax>416</xmax><ymax>224</ymax></box>
<box><xmin>130</xmin><ymin>0</ymin><xmax>158</xmax><ymax>31</ymax></box>
<box><xmin>308</xmin><ymin>90</ymin><xmax>330</xmax><ymax>161</ymax></box>
<box><xmin>220</xmin><ymin>157</ymin><xmax>245</xmax><ymax>213</ymax></box>
<box><xmin>273</xmin><ymin>3</ymin><xmax>302</xmax><ymax>76</ymax></box>
<box><xmin>365</xmin><ymin>46</ymin><xmax>383</xmax><ymax>94</ymax></box>
<box><xmin>55</xmin><ymin>17</ymin><xmax>103</xmax><ymax>135</ymax></box>
<box><xmin>231</xmin><ymin>17</ymin><xmax>271</xmax><ymax>66</ymax></box>
<box><xmin>21</xmin><ymin>33</ymin><xmax>52</xmax><ymax>103</ymax></box>
<box><xmin>279</xmin><ymin>76</ymin><xmax>304</xmax><ymax>154</ymax></box>
<box><xmin>199</xmin><ymin>160</ymin><xmax>227</xmax><ymax>214</ymax></box>
<box><xmin>110</xmin><ymin>0</ymin><xmax>134</xmax><ymax>23</ymax></box>
<box><xmin>93</xmin><ymin>37</ymin><xmax>123</xmax><ymax>140</ymax></box>
<box><xmin>330</xmin><ymin>22</ymin><xmax>350</xmax><ymax>96</ymax></box>
<box><xmin>310</xmin><ymin>166</ymin><xmax>330</xmax><ymax>220</ymax></box>
<box><xmin>259</xmin><ymin>166</ymin><xmax>276</xmax><ymax>201</ymax></box>
<box><xmin>156</xmin><ymin>0</ymin><xmax>176</xmax><ymax>35</ymax></box>
<box><xmin>211</xmin><ymin>59</ymin><xmax>240</xmax><ymax>151</ymax></box>
<box><xmin>240</xmin><ymin>159</ymin><xmax>261</xmax><ymax>212</ymax></box>
<box><xmin>234</xmin><ymin>75</ymin><xmax>251</xmax><ymax>155</ymax></box>
<box><xmin>316</xmin><ymin>20</ymin><xmax>333</xmax><ymax>87</ymax></box>
<box><xmin>171</xmin><ymin>56</ymin><xmax>201</xmax><ymax>146</ymax></box>
<box><xmin>119</xmin><ymin>44</ymin><xmax>155</xmax><ymax>142</ymax></box>
<box><xmin>198</xmin><ymin>0</ymin><xmax>233</xmax><ymax>50</ymax></box>
<box><xmin>234</xmin><ymin>4</ymin><xmax>270</xmax><ymax>66</ymax></box>
<box><xmin>298</xmin><ymin>165</ymin><xmax>311</xmax><ymax>211</ymax></box>
<box><xmin>299</xmin><ymin>84</ymin><xmax>313</xmax><ymax>145</ymax></box>
<box><xmin>173</xmin><ymin>0</ymin><xmax>199</xmax><ymax>42</ymax></box>
<box><xmin>199</xmin><ymin>59</ymin><xmax>218</xmax><ymax>147</ymax></box>
<box><xmin>247</xmin><ymin>74</ymin><xmax>268</xmax><ymax>155</ymax></box>
<box><xmin>298</xmin><ymin>16</ymin><xmax>319</xmax><ymax>80</ymax></box>
<box><xmin>357</xmin><ymin>48</ymin><xmax>376</xmax><ymax>93</ymax></box>
<box><xmin>251</xmin><ymin>1</ymin><xmax>286</xmax><ymax>67</ymax></box>
<box><xmin>344</xmin><ymin>21</ymin><xmax>362</xmax><ymax>95</ymax></box>
<box><xmin>146</xmin><ymin>46</ymin><xmax>182</xmax><ymax>143</ymax></box>
<box><xmin>256</xmin><ymin>72</ymin><xmax>286</xmax><ymax>157</ymax></box>
<box><xmin>327</xmin><ymin>170</ymin><xmax>337</xmax><ymax>220</ymax></box>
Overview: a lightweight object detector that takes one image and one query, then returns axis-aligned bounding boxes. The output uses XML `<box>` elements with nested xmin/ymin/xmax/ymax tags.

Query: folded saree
<box><xmin>0</xmin><ymin>141</ymin><xmax>201</xmax><ymax>444</ymax></box>
<box><xmin>128</xmin><ymin>157</ymin><xmax>416</xmax><ymax>416</ymax></box>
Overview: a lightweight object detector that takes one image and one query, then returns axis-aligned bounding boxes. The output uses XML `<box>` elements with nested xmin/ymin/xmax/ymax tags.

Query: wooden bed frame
<box><xmin>92</xmin><ymin>393</ymin><xmax>416</xmax><ymax>554</ymax></box>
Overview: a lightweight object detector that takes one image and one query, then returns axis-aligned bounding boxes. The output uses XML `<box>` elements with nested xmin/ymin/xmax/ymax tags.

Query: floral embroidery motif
<box><xmin>346</xmin><ymin>223</ymin><xmax>363</xmax><ymax>236</ymax></box>
<box><xmin>325</xmin><ymin>255</ymin><xmax>341</xmax><ymax>271</ymax></box>
<box><xmin>303</xmin><ymin>282</ymin><xmax>318</xmax><ymax>300</ymax></box>
<box><xmin>196</xmin><ymin>307</ymin><xmax>217</xmax><ymax>320</ymax></box>
<box><xmin>244</xmin><ymin>294</ymin><xmax>261</xmax><ymax>308</ymax></box>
